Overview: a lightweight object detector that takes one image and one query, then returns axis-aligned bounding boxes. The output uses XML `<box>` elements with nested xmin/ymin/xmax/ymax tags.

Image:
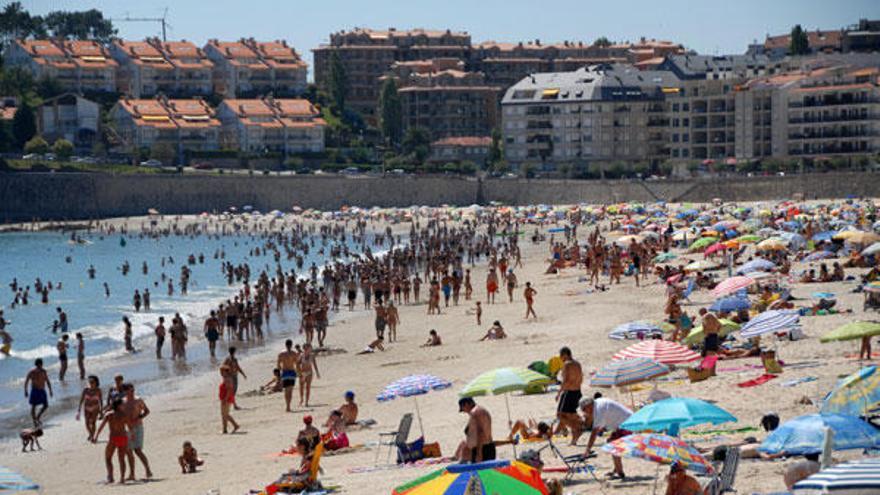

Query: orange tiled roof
<box><xmin>115</xmin><ymin>40</ymin><xmax>174</xmax><ymax>69</ymax></box>
<box><xmin>432</xmin><ymin>136</ymin><xmax>491</xmax><ymax>147</ymax></box>
<box><xmin>159</xmin><ymin>40</ymin><xmax>213</xmax><ymax>70</ymax></box>
<box><xmin>765</xmin><ymin>30</ymin><xmax>843</xmax><ymax>50</ymax></box>
<box><xmin>17</xmin><ymin>39</ymin><xmax>64</xmax><ymax>58</ymax></box>
<box><xmin>252</xmin><ymin>41</ymin><xmax>306</xmax><ymax>69</ymax></box>
<box><xmin>221</xmin><ymin>98</ymin><xmax>322</xmax><ymax>129</ymax></box>
<box><xmin>272</xmin><ymin>99</ymin><xmax>319</xmax><ymax>117</ymax></box>
<box><xmin>207</xmin><ymin>40</ymin><xmax>268</xmax><ymax>70</ymax></box>
<box><xmin>117</xmin><ymin>98</ymin><xmax>219</xmax><ymax>129</ymax></box>
<box><xmin>792</xmin><ymin>82</ymin><xmax>875</xmax><ymax>93</ymax></box>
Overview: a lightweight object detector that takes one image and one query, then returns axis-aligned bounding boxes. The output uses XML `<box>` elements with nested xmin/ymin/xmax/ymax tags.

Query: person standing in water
<box><xmin>76</xmin><ymin>332</ymin><xmax>86</xmax><ymax>380</ymax></box>
<box><xmin>57</xmin><ymin>334</ymin><xmax>69</xmax><ymax>381</ymax></box>
<box><xmin>122</xmin><ymin>316</ymin><xmax>135</xmax><ymax>353</ymax></box>
<box><xmin>24</xmin><ymin>359</ymin><xmax>52</xmax><ymax>426</ymax></box>
<box><xmin>203</xmin><ymin>311</ymin><xmax>220</xmax><ymax>359</ymax></box>
<box><xmin>154</xmin><ymin>317</ymin><xmax>165</xmax><ymax>359</ymax></box>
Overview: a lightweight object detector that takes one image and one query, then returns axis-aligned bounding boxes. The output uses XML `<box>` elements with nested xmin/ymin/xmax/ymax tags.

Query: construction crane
<box><xmin>111</xmin><ymin>8</ymin><xmax>170</xmax><ymax>41</ymax></box>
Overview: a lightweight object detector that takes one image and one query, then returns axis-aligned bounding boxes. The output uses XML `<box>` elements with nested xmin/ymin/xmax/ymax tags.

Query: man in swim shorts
<box><xmin>24</xmin><ymin>358</ymin><xmax>52</xmax><ymax>426</ymax></box>
<box><xmin>277</xmin><ymin>339</ymin><xmax>300</xmax><ymax>412</ymax></box>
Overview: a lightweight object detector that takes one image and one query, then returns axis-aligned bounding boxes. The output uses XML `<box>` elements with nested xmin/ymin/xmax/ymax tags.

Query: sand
<box><xmin>0</xmin><ymin>214</ymin><xmax>874</xmax><ymax>495</ymax></box>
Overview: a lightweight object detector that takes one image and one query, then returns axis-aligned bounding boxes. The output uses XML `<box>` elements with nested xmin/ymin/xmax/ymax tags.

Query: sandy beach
<box><xmin>1</xmin><ymin>208</ymin><xmax>878</xmax><ymax>495</ymax></box>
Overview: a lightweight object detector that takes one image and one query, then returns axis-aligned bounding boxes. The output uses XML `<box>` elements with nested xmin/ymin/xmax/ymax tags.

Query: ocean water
<box><xmin>0</xmin><ymin>228</ymin><xmax>360</xmax><ymax>429</ymax></box>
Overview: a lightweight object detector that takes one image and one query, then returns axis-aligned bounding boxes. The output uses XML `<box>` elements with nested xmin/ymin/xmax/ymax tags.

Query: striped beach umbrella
<box><xmin>711</xmin><ymin>276</ymin><xmax>755</xmax><ymax>297</ymax></box>
<box><xmin>794</xmin><ymin>458</ymin><xmax>880</xmax><ymax>494</ymax></box>
<box><xmin>612</xmin><ymin>340</ymin><xmax>700</xmax><ymax>365</ymax></box>
<box><xmin>740</xmin><ymin>310</ymin><xmax>800</xmax><ymax>338</ymax></box>
<box><xmin>601</xmin><ymin>433</ymin><xmax>714</xmax><ymax>475</ymax></box>
<box><xmin>608</xmin><ymin>321</ymin><xmax>664</xmax><ymax>340</ymax></box>
<box><xmin>591</xmin><ymin>358</ymin><xmax>669</xmax><ymax>388</ymax></box>
<box><xmin>377</xmin><ymin>374</ymin><xmax>451</xmax><ymax>402</ymax></box>
<box><xmin>821</xmin><ymin>366</ymin><xmax>880</xmax><ymax>418</ymax></box>
<box><xmin>736</xmin><ymin>258</ymin><xmax>776</xmax><ymax>274</ymax></box>
<box><xmin>806</xmin><ymin>251</ymin><xmax>835</xmax><ymax>262</ymax></box>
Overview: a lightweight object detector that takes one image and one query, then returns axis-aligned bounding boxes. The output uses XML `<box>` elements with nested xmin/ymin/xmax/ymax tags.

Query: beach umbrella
<box><xmin>147</xmin><ymin>208</ymin><xmax>159</xmax><ymax>215</ymax></box>
<box><xmin>620</xmin><ymin>397</ymin><xmax>737</xmax><ymax>435</ymax></box>
<box><xmin>820</xmin><ymin>322</ymin><xmax>880</xmax><ymax>343</ymax></box>
<box><xmin>378</xmin><ymin>374</ymin><xmax>451</xmax><ymax>438</ymax></box>
<box><xmin>591</xmin><ymin>358</ymin><xmax>669</xmax><ymax>388</ymax></box>
<box><xmin>704</xmin><ymin>242</ymin><xmax>727</xmax><ymax>256</ymax></box>
<box><xmin>812</xmin><ymin>231</ymin><xmax>836</xmax><ymax>242</ymax></box>
<box><xmin>391</xmin><ymin>460</ymin><xmax>548</xmax><ymax>495</ymax></box>
<box><xmin>601</xmin><ymin>433</ymin><xmax>714</xmax><ymax>475</ymax></box>
<box><xmin>836</xmin><ymin>231</ymin><xmax>880</xmax><ymax>244</ymax></box>
<box><xmin>759</xmin><ymin>414</ymin><xmax>880</xmax><ymax>455</ymax></box>
<box><xmin>653</xmin><ymin>252</ymin><xmax>678</xmax><ymax>263</ymax></box>
<box><xmin>683</xmin><ymin>319</ymin><xmax>741</xmax><ymax>346</ymax></box>
<box><xmin>867</xmin><ymin>282</ymin><xmax>880</xmax><ymax>294</ymax></box>
<box><xmin>821</xmin><ymin>366</ymin><xmax>880</xmax><ymax>417</ymax></box>
<box><xmin>757</xmin><ymin>238</ymin><xmax>788</xmax><ymax>251</ymax></box>
<box><xmin>735</xmin><ymin>234</ymin><xmax>761</xmax><ymax>244</ymax></box>
<box><xmin>612</xmin><ymin>340</ymin><xmax>700</xmax><ymax>365</ymax></box>
<box><xmin>740</xmin><ymin>310</ymin><xmax>800</xmax><ymax>338</ymax></box>
<box><xmin>793</xmin><ymin>457</ymin><xmax>880</xmax><ymax>494</ymax></box>
<box><xmin>709</xmin><ymin>295</ymin><xmax>751</xmax><ymax>313</ymax></box>
<box><xmin>862</xmin><ymin>242</ymin><xmax>880</xmax><ymax>256</ymax></box>
<box><xmin>688</xmin><ymin>237</ymin><xmax>716</xmax><ymax>251</ymax></box>
<box><xmin>684</xmin><ymin>260</ymin><xmax>717</xmax><ymax>272</ymax></box>
<box><xmin>711</xmin><ymin>276</ymin><xmax>755</xmax><ymax>297</ymax></box>
<box><xmin>806</xmin><ymin>251</ymin><xmax>835</xmax><ymax>262</ymax></box>
<box><xmin>608</xmin><ymin>321</ymin><xmax>664</xmax><ymax>340</ymax></box>
<box><xmin>736</xmin><ymin>259</ymin><xmax>776</xmax><ymax>274</ymax></box>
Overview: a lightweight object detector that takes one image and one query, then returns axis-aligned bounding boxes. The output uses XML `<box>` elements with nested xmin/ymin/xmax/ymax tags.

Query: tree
<box><xmin>11</xmin><ymin>103</ymin><xmax>36</xmax><ymax>149</ymax></box>
<box><xmin>594</xmin><ymin>36</ymin><xmax>612</xmax><ymax>48</ymax></box>
<box><xmin>402</xmin><ymin>126</ymin><xmax>431</xmax><ymax>165</ymax></box>
<box><xmin>789</xmin><ymin>25</ymin><xmax>810</xmax><ymax>56</ymax></box>
<box><xmin>328</xmin><ymin>52</ymin><xmax>349</xmax><ymax>114</ymax></box>
<box><xmin>52</xmin><ymin>138</ymin><xmax>74</xmax><ymax>160</ymax></box>
<box><xmin>36</xmin><ymin>76</ymin><xmax>64</xmax><ymax>99</ymax></box>
<box><xmin>0</xmin><ymin>67</ymin><xmax>36</xmax><ymax>102</ymax></box>
<box><xmin>0</xmin><ymin>2</ymin><xmax>45</xmax><ymax>46</ymax></box>
<box><xmin>488</xmin><ymin>127</ymin><xmax>503</xmax><ymax>167</ymax></box>
<box><xmin>23</xmin><ymin>135</ymin><xmax>48</xmax><ymax>154</ymax></box>
<box><xmin>377</xmin><ymin>78</ymin><xmax>402</xmax><ymax>147</ymax></box>
<box><xmin>150</xmin><ymin>142</ymin><xmax>175</xmax><ymax>165</ymax></box>
<box><xmin>43</xmin><ymin>9</ymin><xmax>116</xmax><ymax>42</ymax></box>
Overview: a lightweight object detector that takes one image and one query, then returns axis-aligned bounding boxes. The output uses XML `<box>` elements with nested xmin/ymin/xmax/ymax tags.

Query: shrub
<box><xmin>52</xmin><ymin>139</ymin><xmax>74</xmax><ymax>161</ymax></box>
<box><xmin>24</xmin><ymin>136</ymin><xmax>49</xmax><ymax>155</ymax></box>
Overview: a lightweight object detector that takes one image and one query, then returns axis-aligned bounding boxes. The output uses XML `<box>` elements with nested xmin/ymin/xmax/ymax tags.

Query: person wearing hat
<box><xmin>339</xmin><ymin>391</ymin><xmax>359</xmax><ymax>425</ymax></box>
<box><xmin>665</xmin><ymin>462</ymin><xmax>701</xmax><ymax>495</ymax></box>
<box><xmin>458</xmin><ymin>397</ymin><xmax>494</xmax><ymax>462</ymax></box>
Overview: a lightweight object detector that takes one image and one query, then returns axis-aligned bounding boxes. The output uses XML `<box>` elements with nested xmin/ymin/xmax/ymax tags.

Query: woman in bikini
<box><xmin>298</xmin><ymin>344</ymin><xmax>320</xmax><ymax>407</ymax></box>
<box><xmin>219</xmin><ymin>365</ymin><xmax>240</xmax><ymax>434</ymax></box>
<box><xmin>77</xmin><ymin>375</ymin><xmax>103</xmax><ymax>442</ymax></box>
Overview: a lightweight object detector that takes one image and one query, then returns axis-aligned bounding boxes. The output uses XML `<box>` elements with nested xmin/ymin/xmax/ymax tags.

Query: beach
<box><xmin>1</xmin><ymin>205</ymin><xmax>878</xmax><ymax>495</ymax></box>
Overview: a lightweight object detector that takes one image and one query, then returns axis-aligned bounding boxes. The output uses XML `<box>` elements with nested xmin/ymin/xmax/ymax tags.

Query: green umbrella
<box><xmin>735</xmin><ymin>234</ymin><xmax>762</xmax><ymax>244</ymax></box>
<box><xmin>683</xmin><ymin>319</ymin><xmax>741</xmax><ymax>346</ymax></box>
<box><xmin>460</xmin><ymin>368</ymin><xmax>552</xmax><ymax>457</ymax></box>
<box><xmin>653</xmin><ymin>252</ymin><xmax>678</xmax><ymax>263</ymax></box>
<box><xmin>820</xmin><ymin>322</ymin><xmax>880</xmax><ymax>343</ymax></box>
<box><xmin>689</xmin><ymin>237</ymin><xmax>716</xmax><ymax>251</ymax></box>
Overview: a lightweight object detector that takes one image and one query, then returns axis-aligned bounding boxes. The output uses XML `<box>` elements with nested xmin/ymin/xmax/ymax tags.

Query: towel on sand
<box><xmin>737</xmin><ymin>374</ymin><xmax>778</xmax><ymax>388</ymax></box>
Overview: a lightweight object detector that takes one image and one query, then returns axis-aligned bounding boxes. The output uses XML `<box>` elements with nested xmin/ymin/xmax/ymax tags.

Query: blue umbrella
<box><xmin>760</xmin><ymin>414</ymin><xmax>880</xmax><ymax>455</ymax></box>
<box><xmin>806</xmin><ymin>251</ymin><xmax>834</xmax><ymax>261</ymax></box>
<box><xmin>620</xmin><ymin>397</ymin><xmax>737</xmax><ymax>435</ymax></box>
<box><xmin>813</xmin><ymin>231</ymin><xmax>835</xmax><ymax>242</ymax></box>
<box><xmin>710</xmin><ymin>296</ymin><xmax>751</xmax><ymax>313</ymax></box>
<box><xmin>794</xmin><ymin>458</ymin><xmax>880</xmax><ymax>493</ymax></box>
<box><xmin>377</xmin><ymin>374</ymin><xmax>451</xmax><ymax>401</ymax></box>
<box><xmin>609</xmin><ymin>321</ymin><xmax>664</xmax><ymax>340</ymax></box>
<box><xmin>821</xmin><ymin>366</ymin><xmax>880</xmax><ymax>418</ymax></box>
<box><xmin>736</xmin><ymin>259</ymin><xmax>776</xmax><ymax>274</ymax></box>
<box><xmin>740</xmin><ymin>310</ymin><xmax>800</xmax><ymax>338</ymax></box>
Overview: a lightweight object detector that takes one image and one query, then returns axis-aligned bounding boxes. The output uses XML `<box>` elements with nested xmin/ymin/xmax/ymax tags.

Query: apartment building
<box><xmin>761</xmin><ymin>19</ymin><xmax>880</xmax><ymax>57</ymax></box>
<box><xmin>205</xmin><ymin>39</ymin><xmax>307</xmax><ymax>97</ymax></box>
<box><xmin>110</xmin><ymin>39</ymin><xmax>176</xmax><ymax>97</ymax></box>
<box><xmin>429</xmin><ymin>136</ymin><xmax>491</xmax><ymax>164</ymax></box>
<box><xmin>4</xmin><ymin>39</ymin><xmax>117</xmax><ymax>93</ymax></box>
<box><xmin>501</xmin><ymin>64</ymin><xmax>679</xmax><ymax>170</ymax></box>
<box><xmin>658</xmin><ymin>54</ymin><xmax>778</xmax><ymax>161</ymax></box>
<box><xmin>386</xmin><ymin>59</ymin><xmax>500</xmax><ymax>139</ymax></box>
<box><xmin>150</xmin><ymin>40</ymin><xmax>214</xmax><ymax>96</ymax></box>
<box><xmin>37</xmin><ymin>93</ymin><xmax>100</xmax><ymax>149</ymax></box>
<box><xmin>313</xmin><ymin>28</ymin><xmax>471</xmax><ymax>121</ymax></box>
<box><xmin>110</xmin><ymin>97</ymin><xmax>220</xmax><ymax>155</ymax></box>
<box><xmin>735</xmin><ymin>65</ymin><xmax>880</xmax><ymax>159</ymax></box>
<box><xmin>215</xmin><ymin>97</ymin><xmax>325</xmax><ymax>153</ymax></box>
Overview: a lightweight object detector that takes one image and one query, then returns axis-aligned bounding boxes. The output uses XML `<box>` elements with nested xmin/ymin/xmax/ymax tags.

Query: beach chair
<box><xmin>374</xmin><ymin>413</ymin><xmax>413</xmax><ymax>465</ymax></box>
<box><xmin>687</xmin><ymin>355</ymin><xmax>718</xmax><ymax>383</ymax></box>
<box><xmin>705</xmin><ymin>446</ymin><xmax>740</xmax><ymax>495</ymax></box>
<box><xmin>681</xmin><ymin>278</ymin><xmax>697</xmax><ymax>303</ymax></box>
<box><xmin>270</xmin><ymin>442</ymin><xmax>324</xmax><ymax>493</ymax></box>
<box><xmin>761</xmin><ymin>350</ymin><xmax>783</xmax><ymax>374</ymax></box>
<box><xmin>544</xmin><ymin>438</ymin><xmax>600</xmax><ymax>484</ymax></box>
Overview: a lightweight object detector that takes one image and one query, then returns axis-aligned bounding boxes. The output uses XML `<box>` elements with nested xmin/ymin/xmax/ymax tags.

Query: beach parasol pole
<box><xmin>412</xmin><ymin>396</ymin><xmax>425</xmax><ymax>438</ymax></box>
<box><xmin>504</xmin><ymin>394</ymin><xmax>517</xmax><ymax>458</ymax></box>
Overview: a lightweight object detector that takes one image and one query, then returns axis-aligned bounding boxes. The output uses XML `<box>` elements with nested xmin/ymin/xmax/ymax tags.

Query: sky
<box><xmin>21</xmin><ymin>0</ymin><xmax>878</xmax><ymax>79</ymax></box>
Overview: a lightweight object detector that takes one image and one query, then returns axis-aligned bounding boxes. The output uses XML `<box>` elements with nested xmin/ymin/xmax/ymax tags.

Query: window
<box><xmin>683</xmin><ymin>118</ymin><xmax>689</xmax><ymax>127</ymax></box>
<box><xmin>683</xmin><ymin>133</ymin><xmax>689</xmax><ymax>142</ymax></box>
<box><xmin>673</xmin><ymin>118</ymin><xmax>680</xmax><ymax>127</ymax></box>
<box><xmin>683</xmin><ymin>103</ymin><xmax>689</xmax><ymax>111</ymax></box>
<box><xmin>672</xmin><ymin>133</ymin><xmax>680</xmax><ymax>143</ymax></box>
<box><xmin>682</xmin><ymin>149</ymin><xmax>689</xmax><ymax>157</ymax></box>
<box><xmin>672</xmin><ymin>103</ymin><xmax>680</xmax><ymax>112</ymax></box>
<box><xmin>672</xmin><ymin>149</ymin><xmax>679</xmax><ymax>157</ymax></box>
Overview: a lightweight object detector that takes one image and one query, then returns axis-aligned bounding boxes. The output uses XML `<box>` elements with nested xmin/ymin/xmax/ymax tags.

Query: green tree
<box><xmin>52</xmin><ymin>138</ymin><xmax>74</xmax><ymax>160</ymax></box>
<box><xmin>150</xmin><ymin>142</ymin><xmax>175</xmax><ymax>165</ymax></box>
<box><xmin>23</xmin><ymin>135</ymin><xmax>48</xmax><ymax>154</ymax></box>
<box><xmin>789</xmin><ymin>24</ymin><xmax>810</xmax><ymax>56</ymax></box>
<box><xmin>36</xmin><ymin>76</ymin><xmax>64</xmax><ymax>99</ymax></box>
<box><xmin>0</xmin><ymin>67</ymin><xmax>36</xmax><ymax>102</ymax></box>
<box><xmin>0</xmin><ymin>2</ymin><xmax>45</xmax><ymax>45</ymax></box>
<box><xmin>402</xmin><ymin>126</ymin><xmax>431</xmax><ymax>165</ymax></box>
<box><xmin>594</xmin><ymin>36</ymin><xmax>612</xmax><ymax>48</ymax></box>
<box><xmin>488</xmin><ymin>127</ymin><xmax>503</xmax><ymax>167</ymax></box>
<box><xmin>328</xmin><ymin>51</ymin><xmax>349</xmax><ymax>114</ymax></box>
<box><xmin>377</xmin><ymin>78</ymin><xmax>402</xmax><ymax>147</ymax></box>
<box><xmin>11</xmin><ymin>102</ymin><xmax>36</xmax><ymax>149</ymax></box>
<box><xmin>43</xmin><ymin>9</ymin><xmax>115</xmax><ymax>42</ymax></box>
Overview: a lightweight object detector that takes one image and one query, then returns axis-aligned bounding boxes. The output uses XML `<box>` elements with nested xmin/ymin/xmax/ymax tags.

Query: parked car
<box><xmin>140</xmin><ymin>159</ymin><xmax>163</xmax><ymax>168</ymax></box>
<box><xmin>388</xmin><ymin>168</ymin><xmax>407</xmax><ymax>176</ymax></box>
<box><xmin>192</xmin><ymin>162</ymin><xmax>213</xmax><ymax>170</ymax></box>
<box><xmin>340</xmin><ymin>167</ymin><xmax>362</xmax><ymax>176</ymax></box>
<box><xmin>22</xmin><ymin>153</ymin><xmax>41</xmax><ymax>160</ymax></box>
<box><xmin>501</xmin><ymin>173</ymin><xmax>519</xmax><ymax>179</ymax></box>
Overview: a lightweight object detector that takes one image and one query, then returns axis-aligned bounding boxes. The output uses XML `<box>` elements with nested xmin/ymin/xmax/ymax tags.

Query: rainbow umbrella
<box><xmin>821</xmin><ymin>366</ymin><xmax>880</xmax><ymax>417</ymax></box>
<box><xmin>602</xmin><ymin>433</ymin><xmax>714</xmax><ymax>474</ymax></box>
<box><xmin>392</xmin><ymin>460</ymin><xmax>548</xmax><ymax>495</ymax></box>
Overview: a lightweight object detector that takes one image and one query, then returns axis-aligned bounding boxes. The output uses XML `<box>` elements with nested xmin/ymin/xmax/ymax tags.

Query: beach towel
<box><xmin>0</xmin><ymin>466</ymin><xmax>39</xmax><ymax>491</ymax></box>
<box><xmin>684</xmin><ymin>426</ymin><xmax>759</xmax><ymax>437</ymax></box>
<box><xmin>737</xmin><ymin>374</ymin><xmax>778</xmax><ymax>388</ymax></box>
<box><xmin>779</xmin><ymin>376</ymin><xmax>817</xmax><ymax>387</ymax></box>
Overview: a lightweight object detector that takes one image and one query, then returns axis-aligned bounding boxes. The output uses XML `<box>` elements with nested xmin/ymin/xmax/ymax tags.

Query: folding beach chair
<box><xmin>687</xmin><ymin>355</ymin><xmax>718</xmax><ymax>383</ymax></box>
<box><xmin>268</xmin><ymin>442</ymin><xmax>325</xmax><ymax>493</ymax></box>
<box><xmin>374</xmin><ymin>413</ymin><xmax>413</xmax><ymax>465</ymax></box>
<box><xmin>543</xmin><ymin>438</ymin><xmax>600</xmax><ymax>484</ymax></box>
<box><xmin>704</xmin><ymin>446</ymin><xmax>740</xmax><ymax>495</ymax></box>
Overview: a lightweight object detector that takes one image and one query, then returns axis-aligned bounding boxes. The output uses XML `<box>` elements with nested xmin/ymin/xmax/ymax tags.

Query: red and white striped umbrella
<box><xmin>711</xmin><ymin>276</ymin><xmax>755</xmax><ymax>297</ymax></box>
<box><xmin>612</xmin><ymin>340</ymin><xmax>700</xmax><ymax>365</ymax></box>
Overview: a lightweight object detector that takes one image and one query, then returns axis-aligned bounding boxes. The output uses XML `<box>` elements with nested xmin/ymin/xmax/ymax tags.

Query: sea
<box><xmin>0</xmin><ymin>226</ymin><xmax>365</xmax><ymax>432</ymax></box>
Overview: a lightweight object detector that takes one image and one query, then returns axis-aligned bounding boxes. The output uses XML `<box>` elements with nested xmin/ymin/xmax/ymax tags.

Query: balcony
<box><xmin>789</xmin><ymin>114</ymin><xmax>871</xmax><ymax>124</ymax></box>
<box><xmin>790</xmin><ymin>97</ymin><xmax>879</xmax><ymax>108</ymax></box>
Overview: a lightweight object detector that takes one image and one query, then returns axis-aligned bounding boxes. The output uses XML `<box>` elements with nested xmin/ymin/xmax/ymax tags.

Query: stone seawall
<box><xmin>0</xmin><ymin>172</ymin><xmax>877</xmax><ymax>222</ymax></box>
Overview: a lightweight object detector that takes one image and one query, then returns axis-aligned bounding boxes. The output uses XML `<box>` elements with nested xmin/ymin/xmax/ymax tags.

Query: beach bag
<box><xmin>422</xmin><ymin>442</ymin><xmax>442</xmax><ymax>458</ymax></box>
<box><xmin>397</xmin><ymin>436</ymin><xmax>425</xmax><ymax>464</ymax></box>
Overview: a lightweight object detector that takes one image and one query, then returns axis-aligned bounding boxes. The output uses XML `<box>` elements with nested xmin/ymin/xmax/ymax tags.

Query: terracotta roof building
<box><xmin>204</xmin><ymin>39</ymin><xmax>307</xmax><ymax>97</ymax></box>
<box><xmin>429</xmin><ymin>136</ymin><xmax>492</xmax><ymax>164</ymax></box>
<box><xmin>215</xmin><ymin>97</ymin><xmax>325</xmax><ymax>153</ymax></box>
<box><xmin>109</xmin><ymin>39</ymin><xmax>176</xmax><ymax>97</ymax></box>
<box><xmin>4</xmin><ymin>39</ymin><xmax>117</xmax><ymax>93</ymax></box>
<box><xmin>110</xmin><ymin>96</ymin><xmax>220</xmax><ymax>157</ymax></box>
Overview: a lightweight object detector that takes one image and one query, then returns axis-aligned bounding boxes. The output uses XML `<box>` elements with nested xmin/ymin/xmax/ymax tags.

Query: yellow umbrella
<box><xmin>757</xmin><ymin>238</ymin><xmax>787</xmax><ymax>251</ymax></box>
<box><xmin>835</xmin><ymin>231</ymin><xmax>880</xmax><ymax>245</ymax></box>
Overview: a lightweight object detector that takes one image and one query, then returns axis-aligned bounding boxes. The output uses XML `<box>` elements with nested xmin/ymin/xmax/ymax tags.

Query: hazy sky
<box><xmin>21</xmin><ymin>0</ymin><xmax>877</xmax><ymax>77</ymax></box>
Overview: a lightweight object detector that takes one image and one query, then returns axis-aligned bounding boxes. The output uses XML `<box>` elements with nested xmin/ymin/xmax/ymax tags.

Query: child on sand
<box><xmin>178</xmin><ymin>441</ymin><xmax>204</xmax><ymax>473</ymax></box>
<box><xmin>20</xmin><ymin>427</ymin><xmax>43</xmax><ymax>452</ymax></box>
